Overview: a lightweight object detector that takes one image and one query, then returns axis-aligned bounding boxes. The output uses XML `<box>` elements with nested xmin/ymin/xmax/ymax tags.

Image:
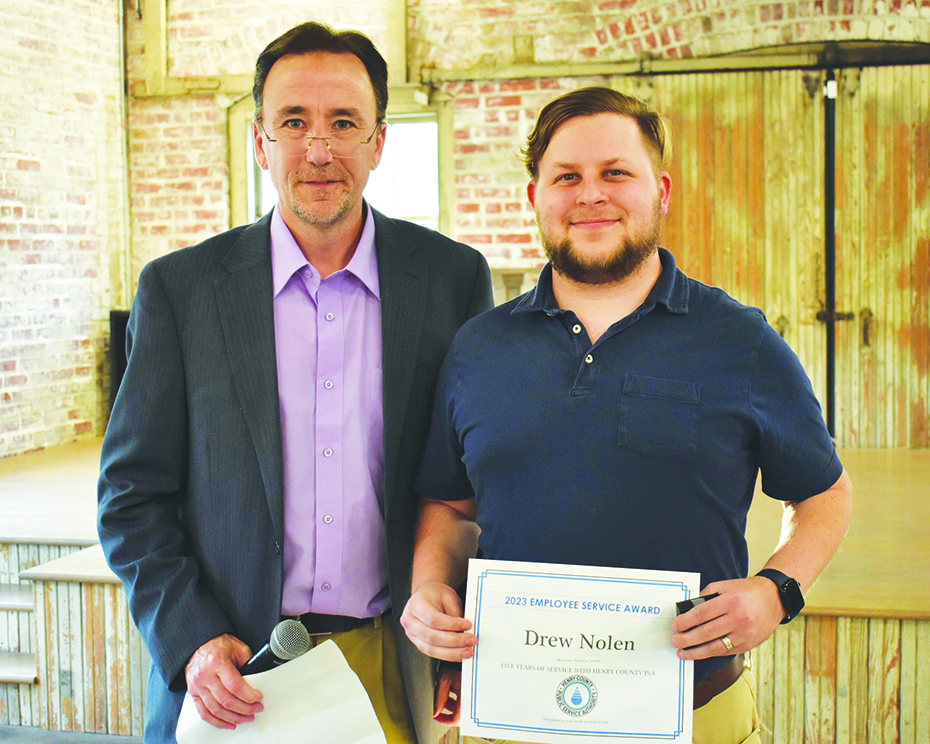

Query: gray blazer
<box><xmin>98</xmin><ymin>208</ymin><xmax>493</xmax><ymax>743</ymax></box>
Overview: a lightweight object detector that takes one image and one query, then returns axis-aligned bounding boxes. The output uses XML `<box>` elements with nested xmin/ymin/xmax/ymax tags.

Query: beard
<box><xmin>539</xmin><ymin>196</ymin><xmax>663</xmax><ymax>285</ymax></box>
<box><xmin>285</xmin><ymin>165</ymin><xmax>355</xmax><ymax>227</ymax></box>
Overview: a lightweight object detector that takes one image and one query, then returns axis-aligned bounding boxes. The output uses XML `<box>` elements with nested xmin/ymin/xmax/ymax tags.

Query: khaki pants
<box><xmin>308</xmin><ymin>614</ymin><xmax>415</xmax><ymax>744</ymax></box>
<box><xmin>462</xmin><ymin>667</ymin><xmax>762</xmax><ymax>744</ymax></box>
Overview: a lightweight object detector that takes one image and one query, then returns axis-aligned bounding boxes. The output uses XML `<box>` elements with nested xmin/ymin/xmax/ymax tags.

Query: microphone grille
<box><xmin>270</xmin><ymin>619</ymin><xmax>311</xmax><ymax>660</ymax></box>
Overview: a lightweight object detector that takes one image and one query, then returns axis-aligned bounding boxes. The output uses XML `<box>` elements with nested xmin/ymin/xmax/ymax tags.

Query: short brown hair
<box><xmin>253</xmin><ymin>22</ymin><xmax>388</xmax><ymax>123</ymax></box>
<box><xmin>521</xmin><ymin>86</ymin><xmax>671</xmax><ymax>179</ymax></box>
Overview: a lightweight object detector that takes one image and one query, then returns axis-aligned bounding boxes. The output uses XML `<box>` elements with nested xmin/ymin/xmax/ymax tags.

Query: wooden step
<box><xmin>0</xmin><ymin>651</ymin><xmax>37</xmax><ymax>684</ymax></box>
<box><xmin>0</xmin><ymin>583</ymin><xmax>34</xmax><ymax>611</ymax></box>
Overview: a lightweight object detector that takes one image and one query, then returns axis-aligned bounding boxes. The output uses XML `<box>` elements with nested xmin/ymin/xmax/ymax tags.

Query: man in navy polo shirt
<box><xmin>400</xmin><ymin>87</ymin><xmax>852</xmax><ymax>743</ymax></box>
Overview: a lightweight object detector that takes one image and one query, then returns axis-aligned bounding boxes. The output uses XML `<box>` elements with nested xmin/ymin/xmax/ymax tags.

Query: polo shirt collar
<box><xmin>513</xmin><ymin>247</ymin><xmax>689</xmax><ymax>316</ymax></box>
<box><xmin>270</xmin><ymin>202</ymin><xmax>380</xmax><ymax>300</ymax></box>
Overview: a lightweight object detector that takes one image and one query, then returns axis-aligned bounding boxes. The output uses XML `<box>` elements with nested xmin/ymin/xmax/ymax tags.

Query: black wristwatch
<box><xmin>756</xmin><ymin>568</ymin><xmax>805</xmax><ymax>624</ymax></box>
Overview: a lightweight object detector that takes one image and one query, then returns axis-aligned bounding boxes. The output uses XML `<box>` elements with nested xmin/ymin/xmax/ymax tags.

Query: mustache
<box><xmin>291</xmin><ymin>165</ymin><xmax>346</xmax><ymax>181</ymax></box>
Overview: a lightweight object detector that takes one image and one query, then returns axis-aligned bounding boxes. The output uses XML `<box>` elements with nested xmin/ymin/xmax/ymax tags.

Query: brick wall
<box><xmin>4</xmin><ymin>0</ymin><xmax>928</xmax><ymax>456</ymax></box>
<box><xmin>410</xmin><ymin>0</ymin><xmax>930</xmax><ymax>71</ymax></box>
<box><xmin>0</xmin><ymin>0</ymin><xmax>126</xmax><ymax>457</ymax></box>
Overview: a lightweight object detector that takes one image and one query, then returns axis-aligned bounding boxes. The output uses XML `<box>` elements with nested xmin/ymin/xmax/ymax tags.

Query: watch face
<box><xmin>781</xmin><ymin>578</ymin><xmax>804</xmax><ymax>620</ymax></box>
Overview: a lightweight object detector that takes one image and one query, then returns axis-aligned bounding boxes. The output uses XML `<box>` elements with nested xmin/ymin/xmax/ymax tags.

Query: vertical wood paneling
<box><xmin>804</xmin><ymin>615</ymin><xmax>837</xmax><ymax>742</ymax></box>
<box><xmin>104</xmin><ymin>583</ymin><xmax>119</xmax><ymax>735</ymax></box>
<box><xmin>656</xmin><ymin>69</ymin><xmax>827</xmax><ymax>405</ymax></box>
<box><xmin>753</xmin><ymin>616</ymin><xmax>930</xmax><ymax>743</ymax></box>
<box><xmin>115</xmin><ymin>584</ymin><xmax>131</xmax><ymax>735</ymax></box>
<box><xmin>92</xmin><ymin>585</ymin><xmax>107</xmax><ymax>733</ymax></box>
<box><xmin>836</xmin><ymin>616</ymin><xmax>870</xmax><ymax>742</ymax></box>
<box><xmin>835</xmin><ymin>64</ymin><xmax>930</xmax><ymax>447</ymax></box>
<box><xmin>899</xmin><ymin>620</ymin><xmax>918</xmax><ymax>744</ymax></box>
<box><xmin>867</xmin><ymin>618</ymin><xmax>901</xmax><ymax>743</ymax></box>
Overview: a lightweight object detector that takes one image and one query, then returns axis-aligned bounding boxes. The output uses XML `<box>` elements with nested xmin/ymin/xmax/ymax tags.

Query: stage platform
<box><xmin>1</xmin><ymin>438</ymin><xmax>928</xmax><ymax>742</ymax></box>
<box><xmin>2</xmin><ymin>437</ymin><xmax>927</xmax><ymax>618</ymax></box>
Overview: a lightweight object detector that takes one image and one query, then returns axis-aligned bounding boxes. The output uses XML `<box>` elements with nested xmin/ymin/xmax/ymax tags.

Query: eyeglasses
<box><xmin>258</xmin><ymin>118</ymin><xmax>383</xmax><ymax>159</ymax></box>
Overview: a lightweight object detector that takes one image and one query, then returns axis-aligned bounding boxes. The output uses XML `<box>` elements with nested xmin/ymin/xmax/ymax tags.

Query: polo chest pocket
<box><xmin>618</xmin><ymin>375</ymin><xmax>701</xmax><ymax>457</ymax></box>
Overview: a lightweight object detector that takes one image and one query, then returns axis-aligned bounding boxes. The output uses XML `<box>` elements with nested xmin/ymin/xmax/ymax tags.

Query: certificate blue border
<box><xmin>470</xmin><ymin>569</ymin><xmax>692</xmax><ymax>740</ymax></box>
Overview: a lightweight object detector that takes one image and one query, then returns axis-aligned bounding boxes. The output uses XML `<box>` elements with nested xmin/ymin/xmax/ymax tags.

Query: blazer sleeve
<box><xmin>97</xmin><ymin>262</ymin><xmax>233</xmax><ymax>690</ymax></box>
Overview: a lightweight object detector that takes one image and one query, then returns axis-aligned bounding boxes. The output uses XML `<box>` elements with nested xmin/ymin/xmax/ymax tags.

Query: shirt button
<box><xmin>325</xmin><ymin>312</ymin><xmax>335</xmax><ymax>321</ymax></box>
<box><xmin>323</xmin><ymin>448</ymin><xmax>334</xmax><ymax>457</ymax></box>
<box><xmin>572</xmin><ymin>324</ymin><xmax>582</xmax><ymax>334</ymax></box>
<box><xmin>323</xmin><ymin>380</ymin><xmax>334</xmax><ymax>389</ymax></box>
<box><xmin>321</xmin><ymin>582</ymin><xmax>332</xmax><ymax>591</ymax></box>
<box><xmin>585</xmin><ymin>354</ymin><xmax>594</xmax><ymax>364</ymax></box>
<box><xmin>323</xmin><ymin>515</ymin><xmax>334</xmax><ymax>524</ymax></box>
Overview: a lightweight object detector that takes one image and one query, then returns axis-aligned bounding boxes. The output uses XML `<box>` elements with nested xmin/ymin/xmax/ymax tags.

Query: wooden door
<box><xmin>646</xmin><ymin>69</ymin><xmax>827</xmax><ymax>403</ymax></box>
<box><xmin>835</xmin><ymin>65</ymin><xmax>930</xmax><ymax>448</ymax></box>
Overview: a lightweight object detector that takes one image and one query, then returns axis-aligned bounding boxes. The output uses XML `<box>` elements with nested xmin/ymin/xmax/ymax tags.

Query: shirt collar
<box><xmin>270</xmin><ymin>202</ymin><xmax>380</xmax><ymax>300</ymax></box>
<box><xmin>513</xmin><ymin>247</ymin><xmax>689</xmax><ymax>317</ymax></box>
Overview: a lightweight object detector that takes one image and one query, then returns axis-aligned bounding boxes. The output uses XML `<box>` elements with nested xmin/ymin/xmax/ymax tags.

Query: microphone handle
<box><xmin>239</xmin><ymin>642</ymin><xmax>287</xmax><ymax>676</ymax></box>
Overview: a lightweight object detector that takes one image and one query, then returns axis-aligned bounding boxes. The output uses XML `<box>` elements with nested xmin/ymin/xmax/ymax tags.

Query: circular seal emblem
<box><xmin>556</xmin><ymin>674</ymin><xmax>598</xmax><ymax>717</ymax></box>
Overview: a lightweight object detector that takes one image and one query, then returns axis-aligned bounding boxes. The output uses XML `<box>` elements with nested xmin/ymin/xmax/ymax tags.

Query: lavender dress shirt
<box><xmin>270</xmin><ymin>204</ymin><xmax>389</xmax><ymax>618</ymax></box>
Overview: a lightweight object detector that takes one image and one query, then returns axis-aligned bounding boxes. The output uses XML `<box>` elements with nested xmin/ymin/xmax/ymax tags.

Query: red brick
<box><xmin>496</xmin><ymin>234</ymin><xmax>533</xmax><ymax>243</ymax></box>
<box><xmin>17</xmin><ymin>160</ymin><xmax>40</xmax><ymax>172</ymax></box>
<box><xmin>479</xmin><ymin>7</ymin><xmax>514</xmax><ymax>18</ymax></box>
<box><xmin>454</xmin><ymin>97</ymin><xmax>480</xmax><ymax>109</ymax></box>
<box><xmin>500</xmin><ymin>80</ymin><xmax>537</xmax><ymax>92</ymax></box>
<box><xmin>486</xmin><ymin>204</ymin><xmax>502</xmax><ymax>213</ymax></box>
<box><xmin>457</xmin><ymin>204</ymin><xmax>480</xmax><ymax>213</ymax></box>
<box><xmin>74</xmin><ymin>421</ymin><xmax>93</xmax><ymax>434</ymax></box>
<box><xmin>456</xmin><ymin>144</ymin><xmax>492</xmax><ymax>155</ymax></box>
<box><xmin>486</xmin><ymin>96</ymin><xmax>521</xmax><ymax>107</ymax></box>
<box><xmin>460</xmin><ymin>235</ymin><xmax>493</xmax><ymax>245</ymax></box>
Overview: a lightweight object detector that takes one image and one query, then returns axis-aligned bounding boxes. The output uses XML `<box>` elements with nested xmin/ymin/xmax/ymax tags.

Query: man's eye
<box><xmin>556</xmin><ymin>174</ymin><xmax>577</xmax><ymax>183</ymax></box>
<box><xmin>282</xmin><ymin>119</ymin><xmax>305</xmax><ymax>130</ymax></box>
<box><xmin>607</xmin><ymin>169</ymin><xmax>629</xmax><ymax>177</ymax></box>
<box><xmin>333</xmin><ymin>120</ymin><xmax>357</xmax><ymax>131</ymax></box>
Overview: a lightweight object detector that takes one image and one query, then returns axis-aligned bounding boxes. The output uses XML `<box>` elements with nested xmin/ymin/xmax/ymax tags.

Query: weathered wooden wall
<box><xmin>0</xmin><ymin>542</ymin><xmax>82</xmax><ymax>726</ymax></box>
<box><xmin>652</xmin><ymin>64</ymin><xmax>930</xmax><ymax>449</ymax></box>
<box><xmin>835</xmin><ymin>65</ymin><xmax>930</xmax><ymax>449</ymax></box>
<box><xmin>752</xmin><ymin>615</ymin><xmax>930</xmax><ymax>744</ymax></box>
<box><xmin>33</xmin><ymin>579</ymin><xmax>146</xmax><ymax>736</ymax></box>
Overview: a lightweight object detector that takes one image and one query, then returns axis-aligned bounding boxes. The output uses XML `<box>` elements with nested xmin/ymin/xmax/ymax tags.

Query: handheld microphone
<box><xmin>239</xmin><ymin>619</ymin><xmax>311</xmax><ymax>676</ymax></box>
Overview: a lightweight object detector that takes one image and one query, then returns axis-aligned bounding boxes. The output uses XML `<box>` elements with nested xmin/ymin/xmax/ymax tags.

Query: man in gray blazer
<box><xmin>98</xmin><ymin>22</ymin><xmax>492</xmax><ymax>744</ymax></box>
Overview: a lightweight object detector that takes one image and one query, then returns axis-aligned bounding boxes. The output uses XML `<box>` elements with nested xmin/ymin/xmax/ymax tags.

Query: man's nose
<box><xmin>576</xmin><ymin>180</ymin><xmax>607</xmax><ymax>206</ymax></box>
<box><xmin>306</xmin><ymin>136</ymin><xmax>334</xmax><ymax>166</ymax></box>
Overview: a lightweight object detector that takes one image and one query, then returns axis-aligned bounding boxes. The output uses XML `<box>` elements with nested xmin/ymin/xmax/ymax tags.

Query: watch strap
<box><xmin>756</xmin><ymin>568</ymin><xmax>805</xmax><ymax>624</ymax></box>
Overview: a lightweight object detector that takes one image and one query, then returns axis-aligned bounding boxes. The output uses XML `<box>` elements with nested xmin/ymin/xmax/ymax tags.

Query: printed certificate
<box><xmin>460</xmin><ymin>558</ymin><xmax>699</xmax><ymax>743</ymax></box>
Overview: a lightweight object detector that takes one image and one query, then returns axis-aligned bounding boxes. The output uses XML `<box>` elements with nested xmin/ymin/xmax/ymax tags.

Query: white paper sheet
<box><xmin>461</xmin><ymin>558</ymin><xmax>699</xmax><ymax>743</ymax></box>
<box><xmin>176</xmin><ymin>639</ymin><xmax>387</xmax><ymax>744</ymax></box>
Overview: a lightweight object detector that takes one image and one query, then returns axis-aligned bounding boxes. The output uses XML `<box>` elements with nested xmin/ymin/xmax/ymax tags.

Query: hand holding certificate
<box><xmin>460</xmin><ymin>559</ymin><xmax>699</xmax><ymax>743</ymax></box>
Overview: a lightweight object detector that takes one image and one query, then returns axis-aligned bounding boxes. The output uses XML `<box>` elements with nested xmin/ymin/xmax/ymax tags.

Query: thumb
<box><xmin>228</xmin><ymin>636</ymin><xmax>254</xmax><ymax>666</ymax></box>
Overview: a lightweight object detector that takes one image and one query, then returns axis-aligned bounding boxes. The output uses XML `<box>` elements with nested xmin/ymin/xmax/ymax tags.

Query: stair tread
<box><xmin>0</xmin><ymin>650</ymin><xmax>37</xmax><ymax>683</ymax></box>
<box><xmin>0</xmin><ymin>583</ymin><xmax>33</xmax><ymax>610</ymax></box>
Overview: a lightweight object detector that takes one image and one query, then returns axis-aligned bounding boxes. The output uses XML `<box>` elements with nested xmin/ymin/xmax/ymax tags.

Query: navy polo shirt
<box><xmin>415</xmin><ymin>248</ymin><xmax>842</xmax><ymax>684</ymax></box>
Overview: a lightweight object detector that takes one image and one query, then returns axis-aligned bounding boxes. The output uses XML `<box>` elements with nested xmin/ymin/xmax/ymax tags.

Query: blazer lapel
<box><xmin>214</xmin><ymin>215</ymin><xmax>285</xmax><ymax>544</ymax></box>
<box><xmin>374</xmin><ymin>210</ymin><xmax>429</xmax><ymax>511</ymax></box>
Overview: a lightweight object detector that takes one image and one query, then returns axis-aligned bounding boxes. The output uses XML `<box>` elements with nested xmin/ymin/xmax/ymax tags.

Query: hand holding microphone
<box><xmin>185</xmin><ymin>620</ymin><xmax>310</xmax><ymax>729</ymax></box>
